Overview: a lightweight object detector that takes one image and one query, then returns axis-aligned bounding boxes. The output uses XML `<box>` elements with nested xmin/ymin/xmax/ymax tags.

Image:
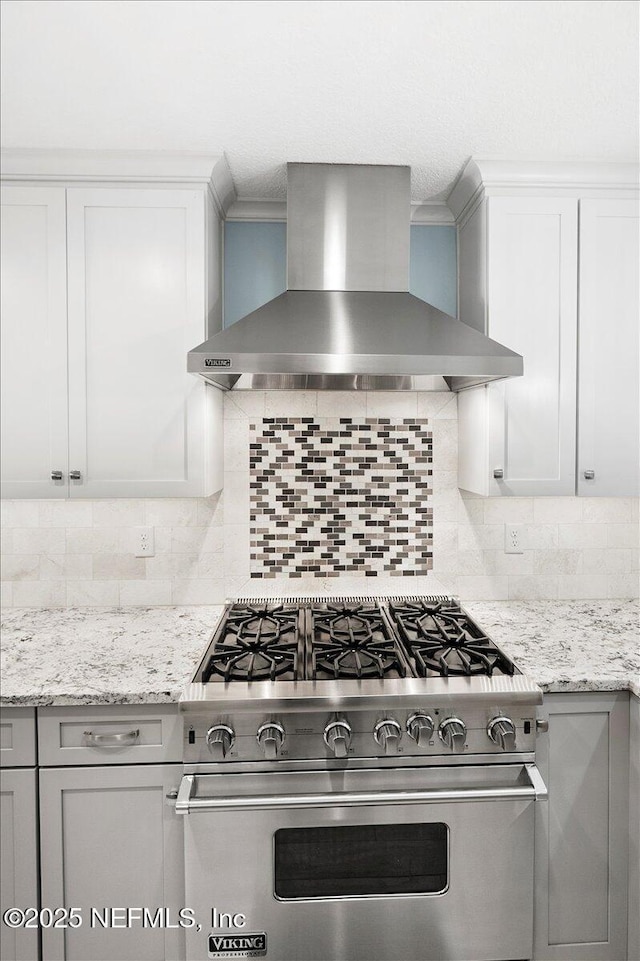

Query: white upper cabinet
<box><xmin>1</xmin><ymin>186</ymin><xmax>69</xmax><ymax>498</ymax></box>
<box><xmin>1</xmin><ymin>155</ymin><xmax>229</xmax><ymax>498</ymax></box>
<box><xmin>577</xmin><ymin>198</ymin><xmax>639</xmax><ymax>496</ymax></box>
<box><xmin>454</xmin><ymin>160</ymin><xmax>639</xmax><ymax>497</ymax></box>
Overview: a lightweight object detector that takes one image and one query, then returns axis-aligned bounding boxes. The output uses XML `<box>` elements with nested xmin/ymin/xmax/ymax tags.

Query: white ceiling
<box><xmin>1</xmin><ymin>0</ymin><xmax>637</xmax><ymax>202</ymax></box>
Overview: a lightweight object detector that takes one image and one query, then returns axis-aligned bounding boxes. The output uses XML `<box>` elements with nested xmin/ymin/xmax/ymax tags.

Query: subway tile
<box><xmin>431</xmin><ymin>549</ymin><xmax>459</xmax><ymax>574</ymax></box>
<box><xmin>120</xmin><ymin>580</ymin><xmax>172</xmax><ymax>606</ymax></box>
<box><xmin>431</xmin><ymin>523</ymin><xmax>457</xmax><ymax>552</ymax></box>
<box><xmin>224</xmin><ymin>391</ymin><xmax>266</xmax><ymax>420</ymax></box>
<box><xmin>0</xmin><ymin>581</ymin><xmax>13</xmax><ymax>607</ymax></box>
<box><xmin>145</xmin><ymin>499</ymin><xmax>200</xmax><ymax>527</ymax></box>
<box><xmin>171</xmin><ymin>579</ymin><xmax>225</xmax><ymax>605</ymax></box>
<box><xmin>145</xmin><ymin>554</ymin><xmax>199</xmax><ymax>578</ymax></box>
<box><xmin>607</xmin><ymin>523</ymin><xmax>640</xmax><ymax>549</ymax></box>
<box><xmin>483</xmin><ymin>498</ymin><xmax>534</xmax><ymax>524</ymax></box>
<box><xmin>523</xmin><ymin>524</ymin><xmax>559</xmax><ymax>550</ymax></box>
<box><xmin>431</xmin><ymin>422</ymin><xmax>458</xmax><ymax>471</ymax></box>
<box><xmin>508</xmin><ymin>575</ymin><xmax>559</xmax><ymax>600</ymax></box>
<box><xmin>264</xmin><ymin>391</ymin><xmax>317</xmax><ymax>417</ymax></box>
<box><xmin>457</xmin><ymin>524</ymin><xmax>504</xmax><ymax>551</ymax></box>
<box><xmin>1</xmin><ymin>501</ymin><xmax>40</xmax><ymax>528</ymax></box>
<box><xmin>482</xmin><ymin>550</ymin><xmax>534</xmax><ymax>575</ymax></box>
<box><xmin>197</xmin><ymin>493</ymin><xmax>223</xmax><ymax>527</ymax></box>
<box><xmin>92</xmin><ymin>499</ymin><xmax>145</xmax><ymax>527</ymax></box>
<box><xmin>316</xmin><ymin>392</ymin><xmax>367</xmax><ymax>418</ymax></box>
<box><xmin>558</xmin><ymin>524</ymin><xmax>608</xmax><ymax>550</ymax></box>
<box><xmin>12</xmin><ymin>528</ymin><xmax>66</xmax><ymax>554</ymax></box>
<box><xmin>170</xmin><ymin>528</ymin><xmax>211</xmax><ymax>554</ymax></box>
<box><xmin>416</xmin><ymin>392</ymin><xmax>457</xmax><ymax>420</ymax></box>
<box><xmin>13</xmin><ymin>581</ymin><xmax>66</xmax><ymax>608</ymax></box>
<box><xmin>608</xmin><ymin>572</ymin><xmax>640</xmax><ymax>598</ymax></box>
<box><xmin>40</xmin><ymin>554</ymin><xmax>92</xmax><ymax>580</ymax></box>
<box><xmin>224</xmin><ymin>422</ymin><xmax>249</xmax><ymax>472</ymax></box>
<box><xmin>66</xmin><ymin>528</ymin><xmax>119</xmax><ymax>554</ymax></box>
<box><xmin>224</xmin><ymin>575</ymin><xmax>252</xmax><ymax>599</ymax></box>
<box><xmin>92</xmin><ymin>554</ymin><xmax>146</xmax><ymax>580</ymax></box>
<box><xmin>458</xmin><ymin>498</ymin><xmax>485</xmax><ymax>525</ymax></box>
<box><xmin>453</xmin><ymin>550</ymin><xmax>485</xmax><ymax>575</ymax></box>
<box><xmin>455</xmin><ymin>575</ymin><xmax>509</xmax><ymax>600</ymax></box>
<box><xmin>581</xmin><ymin>497</ymin><xmax>634</xmax><ymax>523</ymax></box>
<box><xmin>0</xmin><ymin>555</ymin><xmax>40</xmax><ymax>581</ymax></box>
<box><xmin>533</xmin><ymin>549</ymin><xmax>582</xmax><ymax>575</ymax></box>
<box><xmin>223</xmin><ymin>473</ymin><xmax>250</xmax><ymax>525</ymax></box>
<box><xmin>0</xmin><ymin>530</ymin><xmax>14</xmax><ymax>554</ymax></box>
<box><xmin>557</xmin><ymin>574</ymin><xmax>609</xmax><ymax>599</ymax></box>
<box><xmin>39</xmin><ymin>500</ymin><xmax>93</xmax><ymax>527</ymax></box>
<box><xmin>581</xmin><ymin>548</ymin><xmax>634</xmax><ymax>574</ymax></box>
<box><xmin>66</xmin><ymin>580</ymin><xmax>120</xmax><ymax>607</ymax></box>
<box><xmin>532</xmin><ymin>497</ymin><xmax>583</xmax><ymax>524</ymax></box>
<box><xmin>224</xmin><ymin>524</ymin><xmax>250</xmax><ymax>576</ymax></box>
<box><xmin>365</xmin><ymin>392</ymin><xmax>417</xmax><ymax>418</ymax></box>
<box><xmin>197</xmin><ymin>553</ymin><xmax>225</xmax><ymax>578</ymax></box>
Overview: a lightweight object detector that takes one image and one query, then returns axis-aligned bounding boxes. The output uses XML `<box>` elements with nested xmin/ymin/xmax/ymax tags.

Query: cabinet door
<box><xmin>577</xmin><ymin>198</ymin><xmax>639</xmax><ymax>496</ymax></box>
<box><xmin>486</xmin><ymin>197</ymin><xmax>578</xmax><ymax>495</ymax></box>
<box><xmin>534</xmin><ymin>692</ymin><xmax>629</xmax><ymax>960</ymax></box>
<box><xmin>0</xmin><ymin>186</ymin><xmax>68</xmax><ymax>498</ymax></box>
<box><xmin>39</xmin><ymin>764</ymin><xmax>185</xmax><ymax>961</ymax></box>
<box><xmin>66</xmin><ymin>188</ymin><xmax>209</xmax><ymax>497</ymax></box>
<box><xmin>0</xmin><ymin>768</ymin><xmax>39</xmax><ymax>961</ymax></box>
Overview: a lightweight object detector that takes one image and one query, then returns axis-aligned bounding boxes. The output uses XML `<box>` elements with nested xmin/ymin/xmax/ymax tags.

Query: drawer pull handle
<box><xmin>83</xmin><ymin>729</ymin><xmax>140</xmax><ymax>747</ymax></box>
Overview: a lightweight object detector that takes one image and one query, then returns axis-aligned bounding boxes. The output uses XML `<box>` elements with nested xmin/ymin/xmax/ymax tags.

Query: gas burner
<box><xmin>309</xmin><ymin>603</ymin><xmax>410</xmax><ymax>680</ymax></box>
<box><xmin>387</xmin><ymin>600</ymin><xmax>516</xmax><ymax>678</ymax></box>
<box><xmin>200</xmin><ymin>604</ymin><xmax>303</xmax><ymax>682</ymax></box>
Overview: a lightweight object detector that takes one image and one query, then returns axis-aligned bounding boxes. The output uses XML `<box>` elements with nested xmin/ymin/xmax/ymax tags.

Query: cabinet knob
<box><xmin>51</xmin><ymin>470</ymin><xmax>64</xmax><ymax>481</ymax></box>
<box><xmin>69</xmin><ymin>470</ymin><xmax>82</xmax><ymax>481</ymax></box>
<box><xmin>583</xmin><ymin>470</ymin><xmax>595</xmax><ymax>480</ymax></box>
<box><xmin>493</xmin><ymin>468</ymin><xmax>504</xmax><ymax>479</ymax></box>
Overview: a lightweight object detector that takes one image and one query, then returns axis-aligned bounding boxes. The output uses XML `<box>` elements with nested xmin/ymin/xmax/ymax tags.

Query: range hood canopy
<box><xmin>188</xmin><ymin>163</ymin><xmax>523</xmax><ymax>391</ymax></box>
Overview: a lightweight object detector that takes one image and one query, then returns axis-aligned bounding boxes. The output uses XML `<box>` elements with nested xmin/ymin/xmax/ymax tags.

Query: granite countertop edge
<box><xmin>1</xmin><ymin>600</ymin><xmax>638</xmax><ymax>708</ymax></box>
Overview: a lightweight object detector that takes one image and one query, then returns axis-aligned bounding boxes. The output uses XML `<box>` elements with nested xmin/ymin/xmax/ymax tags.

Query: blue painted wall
<box><xmin>409</xmin><ymin>225</ymin><xmax>457</xmax><ymax>317</ymax></box>
<box><xmin>224</xmin><ymin>222</ymin><xmax>287</xmax><ymax>327</ymax></box>
<box><xmin>224</xmin><ymin>222</ymin><xmax>457</xmax><ymax>325</ymax></box>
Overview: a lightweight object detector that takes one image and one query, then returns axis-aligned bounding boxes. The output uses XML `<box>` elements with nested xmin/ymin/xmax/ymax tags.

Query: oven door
<box><xmin>179</xmin><ymin>763</ymin><xmax>547</xmax><ymax>961</ymax></box>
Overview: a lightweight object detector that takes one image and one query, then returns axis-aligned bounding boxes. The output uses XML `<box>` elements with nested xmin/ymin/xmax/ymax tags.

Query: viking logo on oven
<box><xmin>204</xmin><ymin>358</ymin><xmax>232</xmax><ymax>368</ymax></box>
<box><xmin>208</xmin><ymin>931</ymin><xmax>267</xmax><ymax>958</ymax></box>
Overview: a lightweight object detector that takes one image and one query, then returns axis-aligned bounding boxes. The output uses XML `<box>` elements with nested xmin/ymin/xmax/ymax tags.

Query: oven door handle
<box><xmin>175</xmin><ymin>764</ymin><xmax>547</xmax><ymax>814</ymax></box>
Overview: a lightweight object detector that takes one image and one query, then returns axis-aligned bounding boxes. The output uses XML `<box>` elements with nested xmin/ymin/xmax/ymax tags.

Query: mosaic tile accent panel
<box><xmin>249</xmin><ymin>418</ymin><xmax>433</xmax><ymax>578</ymax></box>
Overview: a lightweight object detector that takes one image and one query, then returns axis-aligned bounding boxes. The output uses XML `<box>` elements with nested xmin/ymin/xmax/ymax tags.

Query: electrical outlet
<box><xmin>504</xmin><ymin>524</ymin><xmax>524</xmax><ymax>554</ymax></box>
<box><xmin>134</xmin><ymin>526</ymin><xmax>155</xmax><ymax>557</ymax></box>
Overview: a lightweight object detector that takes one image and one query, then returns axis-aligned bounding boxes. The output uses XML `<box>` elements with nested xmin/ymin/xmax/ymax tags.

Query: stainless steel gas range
<box><xmin>178</xmin><ymin>596</ymin><xmax>547</xmax><ymax>961</ymax></box>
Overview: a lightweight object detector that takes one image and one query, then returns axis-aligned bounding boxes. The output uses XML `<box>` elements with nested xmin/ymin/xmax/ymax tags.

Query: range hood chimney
<box><xmin>188</xmin><ymin>163</ymin><xmax>523</xmax><ymax>391</ymax></box>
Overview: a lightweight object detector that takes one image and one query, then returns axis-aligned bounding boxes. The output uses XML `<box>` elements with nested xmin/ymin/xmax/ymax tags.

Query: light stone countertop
<box><xmin>0</xmin><ymin>600</ymin><xmax>638</xmax><ymax>707</ymax></box>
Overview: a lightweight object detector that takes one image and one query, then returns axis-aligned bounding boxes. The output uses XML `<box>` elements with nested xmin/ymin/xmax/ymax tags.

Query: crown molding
<box><xmin>411</xmin><ymin>202</ymin><xmax>455</xmax><ymax>225</ymax></box>
<box><xmin>225</xmin><ymin>199</ymin><xmax>287</xmax><ymax>222</ymax></box>
<box><xmin>448</xmin><ymin>158</ymin><xmax>640</xmax><ymax>222</ymax></box>
<box><xmin>0</xmin><ymin>149</ymin><xmax>238</xmax><ymax>214</ymax></box>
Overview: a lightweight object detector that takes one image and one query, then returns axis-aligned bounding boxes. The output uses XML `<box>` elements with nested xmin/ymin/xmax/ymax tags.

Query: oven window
<box><xmin>274</xmin><ymin>822</ymin><xmax>448</xmax><ymax>899</ymax></box>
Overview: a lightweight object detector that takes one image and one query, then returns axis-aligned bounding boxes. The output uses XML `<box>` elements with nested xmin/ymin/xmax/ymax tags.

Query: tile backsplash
<box><xmin>1</xmin><ymin>390</ymin><xmax>638</xmax><ymax>606</ymax></box>
<box><xmin>249</xmin><ymin>417</ymin><xmax>433</xmax><ymax>577</ymax></box>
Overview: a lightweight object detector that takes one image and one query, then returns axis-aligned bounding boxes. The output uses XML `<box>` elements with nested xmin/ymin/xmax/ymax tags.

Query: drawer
<box><xmin>0</xmin><ymin>707</ymin><xmax>36</xmax><ymax>767</ymax></box>
<box><xmin>38</xmin><ymin>704</ymin><xmax>182</xmax><ymax>766</ymax></box>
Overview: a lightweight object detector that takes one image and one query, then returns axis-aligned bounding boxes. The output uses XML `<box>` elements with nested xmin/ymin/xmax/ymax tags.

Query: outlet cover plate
<box><xmin>504</xmin><ymin>524</ymin><xmax>524</xmax><ymax>554</ymax></box>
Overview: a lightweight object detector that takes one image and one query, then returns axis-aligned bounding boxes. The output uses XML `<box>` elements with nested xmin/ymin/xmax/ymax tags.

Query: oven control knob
<box><xmin>324</xmin><ymin>720</ymin><xmax>352</xmax><ymax>758</ymax></box>
<box><xmin>439</xmin><ymin>717</ymin><xmax>467</xmax><ymax>753</ymax></box>
<box><xmin>257</xmin><ymin>721</ymin><xmax>285</xmax><ymax>760</ymax></box>
<box><xmin>373</xmin><ymin>719</ymin><xmax>402</xmax><ymax>756</ymax></box>
<box><xmin>487</xmin><ymin>716</ymin><xmax>517</xmax><ymax>751</ymax></box>
<box><xmin>206</xmin><ymin>724</ymin><xmax>235</xmax><ymax>760</ymax></box>
<box><xmin>406</xmin><ymin>712</ymin><xmax>434</xmax><ymax>747</ymax></box>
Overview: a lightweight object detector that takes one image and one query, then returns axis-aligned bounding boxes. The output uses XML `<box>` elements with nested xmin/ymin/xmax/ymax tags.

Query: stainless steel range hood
<box><xmin>188</xmin><ymin>163</ymin><xmax>523</xmax><ymax>391</ymax></box>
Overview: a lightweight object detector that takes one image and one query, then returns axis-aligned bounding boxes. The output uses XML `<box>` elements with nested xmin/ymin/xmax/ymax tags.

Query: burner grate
<box><xmin>387</xmin><ymin>600</ymin><xmax>516</xmax><ymax>678</ymax></box>
<box><xmin>201</xmin><ymin>604</ymin><xmax>303</xmax><ymax>682</ymax></box>
<box><xmin>309</xmin><ymin>603</ymin><xmax>410</xmax><ymax>680</ymax></box>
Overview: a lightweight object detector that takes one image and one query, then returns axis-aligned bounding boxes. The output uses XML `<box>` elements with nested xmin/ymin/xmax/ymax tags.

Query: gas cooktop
<box><xmin>196</xmin><ymin>596</ymin><xmax>516</xmax><ymax>684</ymax></box>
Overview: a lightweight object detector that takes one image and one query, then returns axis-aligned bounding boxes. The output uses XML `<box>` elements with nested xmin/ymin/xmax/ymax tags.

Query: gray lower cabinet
<box><xmin>534</xmin><ymin>692</ymin><xmax>630</xmax><ymax>961</ymax></box>
<box><xmin>0</xmin><ymin>767</ymin><xmax>39</xmax><ymax>961</ymax></box>
<box><xmin>39</xmin><ymin>763</ymin><xmax>185</xmax><ymax>961</ymax></box>
<box><xmin>629</xmin><ymin>695</ymin><xmax>640</xmax><ymax>961</ymax></box>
